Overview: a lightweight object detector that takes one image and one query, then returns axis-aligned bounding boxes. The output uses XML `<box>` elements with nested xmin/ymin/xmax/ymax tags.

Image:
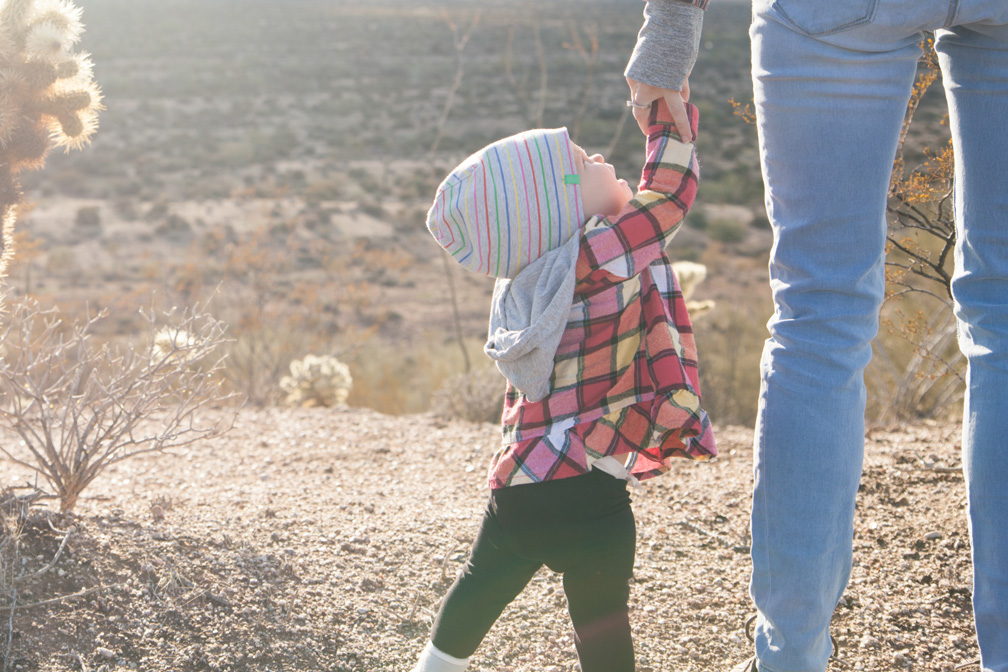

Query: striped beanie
<box><xmin>426</xmin><ymin>127</ymin><xmax>584</xmax><ymax>279</ymax></box>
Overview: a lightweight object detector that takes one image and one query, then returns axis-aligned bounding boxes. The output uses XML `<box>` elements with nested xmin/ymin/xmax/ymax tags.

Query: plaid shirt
<box><xmin>488</xmin><ymin>102</ymin><xmax>716</xmax><ymax>489</ymax></box>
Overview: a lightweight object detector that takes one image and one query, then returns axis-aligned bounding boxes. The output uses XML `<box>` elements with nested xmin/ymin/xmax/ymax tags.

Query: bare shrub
<box><xmin>429</xmin><ymin>365</ymin><xmax>505</xmax><ymax>425</ymax></box>
<box><xmin>878</xmin><ymin>37</ymin><xmax>964</xmax><ymax>420</ymax></box>
<box><xmin>0</xmin><ymin>296</ymin><xmax>234</xmax><ymax>513</ymax></box>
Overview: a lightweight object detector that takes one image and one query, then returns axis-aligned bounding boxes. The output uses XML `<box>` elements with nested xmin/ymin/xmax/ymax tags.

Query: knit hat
<box><xmin>426</xmin><ymin>127</ymin><xmax>584</xmax><ymax>279</ymax></box>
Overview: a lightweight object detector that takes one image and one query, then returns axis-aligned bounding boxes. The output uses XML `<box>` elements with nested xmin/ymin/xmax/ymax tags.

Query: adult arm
<box><xmin>625</xmin><ymin>0</ymin><xmax>705</xmax><ymax>139</ymax></box>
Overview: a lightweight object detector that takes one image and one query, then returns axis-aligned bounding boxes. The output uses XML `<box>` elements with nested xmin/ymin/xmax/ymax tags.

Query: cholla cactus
<box><xmin>671</xmin><ymin>260</ymin><xmax>715</xmax><ymax>319</ymax></box>
<box><xmin>0</xmin><ymin>0</ymin><xmax>102</xmax><ymax>275</ymax></box>
<box><xmin>152</xmin><ymin>327</ymin><xmax>198</xmax><ymax>364</ymax></box>
<box><xmin>280</xmin><ymin>354</ymin><xmax>353</xmax><ymax>407</ymax></box>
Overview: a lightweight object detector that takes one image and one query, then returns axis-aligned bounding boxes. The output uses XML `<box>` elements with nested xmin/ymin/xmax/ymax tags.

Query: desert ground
<box><xmin>1</xmin><ymin>407</ymin><xmax>979</xmax><ymax>671</ymax></box>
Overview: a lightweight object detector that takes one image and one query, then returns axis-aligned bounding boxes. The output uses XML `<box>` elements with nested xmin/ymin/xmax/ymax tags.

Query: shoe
<box><xmin>729</xmin><ymin>657</ymin><xmax>758</xmax><ymax>672</ymax></box>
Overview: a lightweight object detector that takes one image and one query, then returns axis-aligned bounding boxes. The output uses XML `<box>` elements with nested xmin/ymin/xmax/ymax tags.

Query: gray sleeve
<box><xmin>624</xmin><ymin>0</ymin><xmax>704</xmax><ymax>91</ymax></box>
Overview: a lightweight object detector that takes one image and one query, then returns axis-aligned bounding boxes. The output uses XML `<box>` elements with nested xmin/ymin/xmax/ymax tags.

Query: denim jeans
<box><xmin>749</xmin><ymin>1</ymin><xmax>1008</xmax><ymax>670</ymax></box>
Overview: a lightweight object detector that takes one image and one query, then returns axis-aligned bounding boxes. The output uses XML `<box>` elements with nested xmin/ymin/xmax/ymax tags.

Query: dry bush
<box><xmin>879</xmin><ymin>37</ymin><xmax>963</xmax><ymax>420</ymax></box>
<box><xmin>692</xmin><ymin>291</ymin><xmax>768</xmax><ymax>427</ymax></box>
<box><xmin>0</xmin><ymin>296</ymin><xmax>234</xmax><ymax>513</ymax></box>
<box><xmin>429</xmin><ymin>365</ymin><xmax>505</xmax><ymax>425</ymax></box>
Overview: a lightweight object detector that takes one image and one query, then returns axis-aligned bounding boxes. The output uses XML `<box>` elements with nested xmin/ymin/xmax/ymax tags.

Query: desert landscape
<box><xmin>1</xmin><ymin>410</ymin><xmax>980</xmax><ymax>671</ymax></box>
<box><xmin>0</xmin><ymin>0</ymin><xmax>971</xmax><ymax>670</ymax></box>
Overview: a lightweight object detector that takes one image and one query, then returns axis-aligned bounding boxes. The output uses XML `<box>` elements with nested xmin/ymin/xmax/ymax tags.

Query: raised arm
<box><xmin>578</xmin><ymin>100</ymin><xmax>699</xmax><ymax>281</ymax></box>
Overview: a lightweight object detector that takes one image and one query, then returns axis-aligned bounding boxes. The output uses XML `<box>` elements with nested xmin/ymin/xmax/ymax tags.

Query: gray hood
<box><xmin>484</xmin><ymin>233</ymin><xmax>580</xmax><ymax>402</ymax></box>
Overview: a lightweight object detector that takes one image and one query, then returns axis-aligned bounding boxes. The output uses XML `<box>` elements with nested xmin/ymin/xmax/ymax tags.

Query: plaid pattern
<box><xmin>489</xmin><ymin>102</ymin><xmax>716</xmax><ymax>489</ymax></box>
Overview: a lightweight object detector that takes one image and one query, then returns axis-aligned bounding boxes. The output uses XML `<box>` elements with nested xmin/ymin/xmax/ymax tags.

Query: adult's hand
<box><xmin>627</xmin><ymin>77</ymin><xmax>692</xmax><ymax>142</ymax></box>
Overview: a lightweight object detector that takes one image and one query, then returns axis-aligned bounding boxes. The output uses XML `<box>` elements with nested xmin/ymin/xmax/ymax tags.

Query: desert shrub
<box><xmin>280</xmin><ymin>354</ymin><xmax>353</xmax><ymax>407</ymax></box>
<box><xmin>74</xmin><ymin>205</ymin><xmax>101</xmax><ymax>229</ymax></box>
<box><xmin>691</xmin><ymin>291</ymin><xmax>769</xmax><ymax>427</ymax></box>
<box><xmin>868</xmin><ymin>294</ymin><xmax>962</xmax><ymax>422</ymax></box>
<box><xmin>304</xmin><ymin>179</ymin><xmax>344</xmax><ymax>206</ymax></box>
<box><xmin>707</xmin><ymin>218</ymin><xmax>748</xmax><ymax>244</ymax></box>
<box><xmin>429</xmin><ymin>365</ymin><xmax>506</xmax><ymax>425</ymax></box>
<box><xmin>358</xmin><ymin>202</ymin><xmax>385</xmax><ymax>219</ymax></box>
<box><xmin>0</xmin><ymin>296</ymin><xmax>235</xmax><ymax>513</ymax></box>
<box><xmin>347</xmin><ymin>337</ymin><xmax>486</xmax><ymax>416</ymax></box>
<box><xmin>876</xmin><ymin>38</ymin><xmax>963</xmax><ymax>421</ymax></box>
<box><xmin>155</xmin><ymin>213</ymin><xmax>193</xmax><ymax>241</ymax></box>
<box><xmin>44</xmin><ymin>245</ymin><xmax>77</xmax><ymax>274</ymax></box>
<box><xmin>687</xmin><ymin>210</ymin><xmax>709</xmax><ymax>231</ymax></box>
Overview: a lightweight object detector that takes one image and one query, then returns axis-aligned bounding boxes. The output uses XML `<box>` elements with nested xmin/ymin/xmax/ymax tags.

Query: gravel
<box><xmin>1</xmin><ymin>408</ymin><xmax>980</xmax><ymax>671</ymax></box>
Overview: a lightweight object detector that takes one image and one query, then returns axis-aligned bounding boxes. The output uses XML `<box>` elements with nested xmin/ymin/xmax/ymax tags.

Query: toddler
<box><xmin>415</xmin><ymin>99</ymin><xmax>716</xmax><ymax>672</ymax></box>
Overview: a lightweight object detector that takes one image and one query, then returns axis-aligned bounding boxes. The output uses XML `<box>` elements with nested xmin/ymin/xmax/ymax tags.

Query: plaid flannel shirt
<box><xmin>488</xmin><ymin>102</ymin><xmax>716</xmax><ymax>489</ymax></box>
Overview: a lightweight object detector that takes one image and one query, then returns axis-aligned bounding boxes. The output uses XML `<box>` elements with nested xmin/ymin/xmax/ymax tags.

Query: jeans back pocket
<box><xmin>773</xmin><ymin>0</ymin><xmax>878</xmax><ymax>36</ymax></box>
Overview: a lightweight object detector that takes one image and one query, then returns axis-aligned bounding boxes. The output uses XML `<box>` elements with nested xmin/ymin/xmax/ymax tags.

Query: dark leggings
<box><xmin>429</xmin><ymin>469</ymin><xmax>637</xmax><ymax>672</ymax></box>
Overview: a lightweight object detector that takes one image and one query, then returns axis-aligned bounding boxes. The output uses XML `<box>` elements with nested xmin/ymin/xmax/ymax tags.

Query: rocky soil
<box><xmin>0</xmin><ymin>408</ymin><xmax>980</xmax><ymax>671</ymax></box>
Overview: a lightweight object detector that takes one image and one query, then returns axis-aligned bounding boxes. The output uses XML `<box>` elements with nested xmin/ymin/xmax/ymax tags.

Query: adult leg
<box><xmin>749</xmin><ymin>2</ymin><xmax>923</xmax><ymax>669</ymax></box>
<box><xmin>937</xmin><ymin>13</ymin><xmax>1008</xmax><ymax>671</ymax></box>
<box><xmin>427</xmin><ymin>498</ymin><xmax>541</xmax><ymax>659</ymax></box>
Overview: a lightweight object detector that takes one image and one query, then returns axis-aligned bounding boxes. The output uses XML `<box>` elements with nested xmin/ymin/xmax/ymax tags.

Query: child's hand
<box><xmin>626</xmin><ymin>77</ymin><xmax>693</xmax><ymax>143</ymax></box>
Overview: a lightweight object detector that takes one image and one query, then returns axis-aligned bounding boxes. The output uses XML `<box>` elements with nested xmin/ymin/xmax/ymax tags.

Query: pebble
<box><xmin>860</xmin><ymin>635</ymin><xmax>881</xmax><ymax>650</ymax></box>
<box><xmin>924</xmin><ymin>531</ymin><xmax>942</xmax><ymax>541</ymax></box>
<box><xmin>96</xmin><ymin>647</ymin><xmax>115</xmax><ymax>660</ymax></box>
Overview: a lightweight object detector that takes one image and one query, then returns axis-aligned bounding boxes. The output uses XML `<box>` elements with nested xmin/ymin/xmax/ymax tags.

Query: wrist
<box><xmin>646</xmin><ymin>101</ymin><xmax>699</xmax><ymax>142</ymax></box>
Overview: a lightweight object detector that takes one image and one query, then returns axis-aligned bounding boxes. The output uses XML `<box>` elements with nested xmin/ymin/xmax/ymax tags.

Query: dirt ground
<box><xmin>0</xmin><ymin>407</ymin><xmax>980</xmax><ymax>671</ymax></box>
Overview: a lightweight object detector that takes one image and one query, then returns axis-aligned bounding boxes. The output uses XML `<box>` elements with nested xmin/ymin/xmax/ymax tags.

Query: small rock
<box><xmin>860</xmin><ymin>635</ymin><xmax>881</xmax><ymax>650</ymax></box>
<box><xmin>96</xmin><ymin>647</ymin><xmax>115</xmax><ymax>660</ymax></box>
<box><xmin>924</xmin><ymin>531</ymin><xmax>942</xmax><ymax>541</ymax></box>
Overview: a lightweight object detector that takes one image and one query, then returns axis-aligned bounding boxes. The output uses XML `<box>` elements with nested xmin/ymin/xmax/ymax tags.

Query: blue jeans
<box><xmin>749</xmin><ymin>1</ymin><xmax>1008</xmax><ymax>670</ymax></box>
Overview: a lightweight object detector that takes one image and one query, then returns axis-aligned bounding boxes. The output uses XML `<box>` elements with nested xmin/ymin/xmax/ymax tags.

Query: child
<box><xmin>415</xmin><ymin>99</ymin><xmax>716</xmax><ymax>672</ymax></box>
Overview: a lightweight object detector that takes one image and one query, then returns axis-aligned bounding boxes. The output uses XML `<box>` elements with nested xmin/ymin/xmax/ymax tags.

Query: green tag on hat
<box><xmin>564</xmin><ymin>174</ymin><xmax>580</xmax><ymax>185</ymax></box>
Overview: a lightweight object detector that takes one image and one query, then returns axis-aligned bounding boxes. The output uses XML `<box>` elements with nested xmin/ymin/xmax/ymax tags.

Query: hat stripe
<box><xmin>479</xmin><ymin>156</ymin><xmax>495</xmax><ymax>274</ymax></box>
<box><xmin>505</xmin><ymin>145</ymin><xmax>527</xmax><ymax>270</ymax></box>
<box><xmin>485</xmin><ymin>152</ymin><xmax>502</xmax><ymax>277</ymax></box>
<box><xmin>463</xmin><ymin>173</ymin><xmax>482</xmax><ymax>272</ymax></box>
<box><xmin>540</xmin><ymin>134</ymin><xmax>562</xmax><ymax>249</ymax></box>
<box><xmin>532</xmin><ymin>135</ymin><xmax>557</xmax><ymax>252</ymax></box>
<box><xmin>552</xmin><ymin>134</ymin><xmax>574</xmax><ymax>240</ymax></box>
<box><xmin>434</xmin><ymin>189</ymin><xmax>453</xmax><ymax>249</ymax></box>
<box><xmin>521</xmin><ymin>138</ymin><xmax>544</xmax><ymax>260</ymax></box>
<box><xmin>449</xmin><ymin>182</ymin><xmax>472</xmax><ymax>265</ymax></box>
<box><xmin>568</xmin><ymin>138</ymin><xmax>584</xmax><ymax>229</ymax></box>
<box><xmin>489</xmin><ymin>146</ymin><xmax>512</xmax><ymax>277</ymax></box>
